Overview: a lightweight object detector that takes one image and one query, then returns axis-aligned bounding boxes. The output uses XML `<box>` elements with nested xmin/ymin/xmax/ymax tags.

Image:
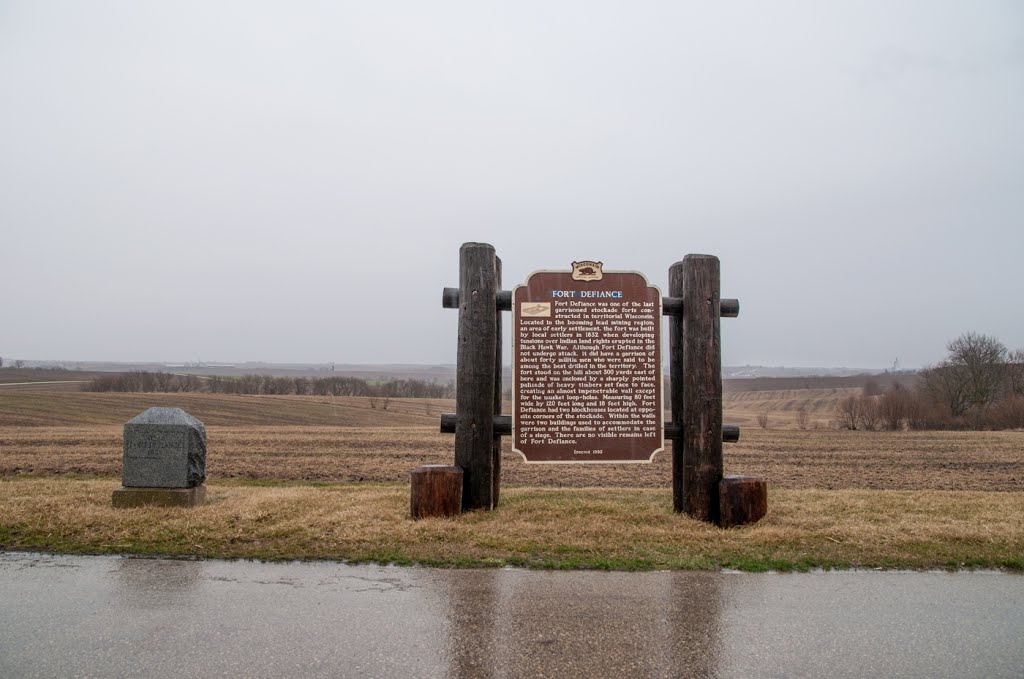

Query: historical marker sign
<box><xmin>513</xmin><ymin>261</ymin><xmax>664</xmax><ymax>463</ymax></box>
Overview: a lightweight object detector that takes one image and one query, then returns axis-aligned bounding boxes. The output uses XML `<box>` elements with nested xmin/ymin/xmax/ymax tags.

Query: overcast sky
<box><xmin>2</xmin><ymin>2</ymin><xmax>1022</xmax><ymax>369</ymax></box>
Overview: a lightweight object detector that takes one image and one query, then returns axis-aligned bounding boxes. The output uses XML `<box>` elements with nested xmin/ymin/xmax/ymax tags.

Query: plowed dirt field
<box><xmin>3</xmin><ymin>426</ymin><xmax>1021</xmax><ymax>491</ymax></box>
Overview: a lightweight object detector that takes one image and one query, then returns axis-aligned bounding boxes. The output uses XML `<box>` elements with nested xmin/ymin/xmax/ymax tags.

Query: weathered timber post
<box><xmin>455</xmin><ymin>242</ymin><xmax>499</xmax><ymax>511</ymax></box>
<box><xmin>492</xmin><ymin>256</ymin><xmax>503</xmax><ymax>507</ymax></box>
<box><xmin>670</xmin><ymin>254</ymin><xmax>724</xmax><ymax>521</ymax></box>
<box><xmin>719</xmin><ymin>475</ymin><xmax>768</xmax><ymax>528</ymax></box>
<box><xmin>411</xmin><ymin>465</ymin><xmax>463</xmax><ymax>519</ymax></box>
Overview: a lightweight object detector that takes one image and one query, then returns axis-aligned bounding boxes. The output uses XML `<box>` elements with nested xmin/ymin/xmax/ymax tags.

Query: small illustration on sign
<box><xmin>521</xmin><ymin>302</ymin><xmax>551</xmax><ymax>317</ymax></box>
<box><xmin>571</xmin><ymin>261</ymin><xmax>603</xmax><ymax>281</ymax></box>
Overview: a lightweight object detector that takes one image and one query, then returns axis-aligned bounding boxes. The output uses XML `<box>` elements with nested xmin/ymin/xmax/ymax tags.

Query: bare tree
<box><xmin>796</xmin><ymin>407</ymin><xmax>809</xmax><ymax>430</ymax></box>
<box><xmin>914</xmin><ymin>333</ymin><xmax>1010</xmax><ymax>428</ymax></box>
<box><xmin>947</xmin><ymin>332</ymin><xmax>1008</xmax><ymax>421</ymax></box>
<box><xmin>756</xmin><ymin>412</ymin><xmax>769</xmax><ymax>429</ymax></box>
<box><xmin>919</xmin><ymin>363</ymin><xmax>972</xmax><ymax>418</ymax></box>
<box><xmin>1007</xmin><ymin>348</ymin><xmax>1024</xmax><ymax>398</ymax></box>
<box><xmin>857</xmin><ymin>395</ymin><xmax>881</xmax><ymax>431</ymax></box>
<box><xmin>878</xmin><ymin>384</ymin><xmax>908</xmax><ymax>431</ymax></box>
<box><xmin>835</xmin><ymin>394</ymin><xmax>861</xmax><ymax>430</ymax></box>
<box><xmin>986</xmin><ymin>395</ymin><xmax>1024</xmax><ymax>429</ymax></box>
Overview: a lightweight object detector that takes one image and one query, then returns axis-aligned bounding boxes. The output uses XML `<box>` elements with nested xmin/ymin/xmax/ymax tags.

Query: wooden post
<box><xmin>455</xmin><ymin>242</ymin><xmax>498</xmax><ymax>511</ymax></box>
<box><xmin>492</xmin><ymin>256</ymin><xmax>503</xmax><ymax>507</ymax></box>
<box><xmin>410</xmin><ymin>465</ymin><xmax>463</xmax><ymax>519</ymax></box>
<box><xmin>670</xmin><ymin>255</ymin><xmax>724</xmax><ymax>521</ymax></box>
<box><xmin>719</xmin><ymin>475</ymin><xmax>767</xmax><ymax>528</ymax></box>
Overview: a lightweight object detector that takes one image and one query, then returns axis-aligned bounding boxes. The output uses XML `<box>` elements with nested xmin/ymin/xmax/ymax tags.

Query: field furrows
<box><xmin>0</xmin><ymin>392</ymin><xmax>451</xmax><ymax>427</ymax></box>
<box><xmin>723</xmin><ymin>387</ymin><xmax>859</xmax><ymax>412</ymax></box>
<box><xmin>2</xmin><ymin>427</ymin><xmax>1021</xmax><ymax>491</ymax></box>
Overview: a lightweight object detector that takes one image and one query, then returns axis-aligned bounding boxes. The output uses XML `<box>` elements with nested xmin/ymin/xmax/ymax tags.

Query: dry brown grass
<box><xmin>1</xmin><ymin>478</ymin><xmax>1020</xmax><ymax>570</ymax></box>
<box><xmin>3</xmin><ymin>426</ymin><xmax>1021</xmax><ymax>491</ymax></box>
<box><xmin>2</xmin><ymin>387</ymin><xmax>1021</xmax><ymax>570</ymax></box>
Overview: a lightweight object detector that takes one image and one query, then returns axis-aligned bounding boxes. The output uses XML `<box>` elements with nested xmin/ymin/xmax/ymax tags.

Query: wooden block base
<box><xmin>113</xmin><ymin>484</ymin><xmax>207</xmax><ymax>508</ymax></box>
<box><xmin>719</xmin><ymin>475</ymin><xmax>767</xmax><ymax>528</ymax></box>
<box><xmin>411</xmin><ymin>465</ymin><xmax>463</xmax><ymax>519</ymax></box>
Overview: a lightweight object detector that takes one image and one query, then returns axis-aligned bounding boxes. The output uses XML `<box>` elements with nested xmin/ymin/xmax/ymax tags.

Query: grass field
<box><xmin>2</xmin><ymin>479</ymin><xmax>1021</xmax><ymax>571</ymax></box>
<box><xmin>1</xmin><ymin>379</ymin><xmax>1021</xmax><ymax>570</ymax></box>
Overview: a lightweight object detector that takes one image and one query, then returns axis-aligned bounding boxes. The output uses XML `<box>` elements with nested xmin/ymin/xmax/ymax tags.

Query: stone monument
<box><xmin>112</xmin><ymin>407</ymin><xmax>207</xmax><ymax>508</ymax></box>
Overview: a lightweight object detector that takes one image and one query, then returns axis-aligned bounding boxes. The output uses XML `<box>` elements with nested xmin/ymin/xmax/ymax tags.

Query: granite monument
<box><xmin>112</xmin><ymin>407</ymin><xmax>207</xmax><ymax>507</ymax></box>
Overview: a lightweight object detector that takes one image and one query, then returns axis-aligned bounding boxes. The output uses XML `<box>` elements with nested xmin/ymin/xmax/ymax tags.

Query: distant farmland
<box><xmin>1</xmin><ymin>371</ymin><xmax>883</xmax><ymax>428</ymax></box>
<box><xmin>1</xmin><ymin>370</ymin><xmax>1020</xmax><ymax>493</ymax></box>
<box><xmin>0</xmin><ymin>391</ymin><xmax>449</xmax><ymax>427</ymax></box>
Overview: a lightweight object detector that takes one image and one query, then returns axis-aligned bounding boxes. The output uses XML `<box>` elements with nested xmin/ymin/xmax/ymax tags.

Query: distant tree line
<box><xmin>86</xmin><ymin>372</ymin><xmax>454</xmax><ymax>399</ymax></box>
<box><xmin>86</xmin><ymin>372</ymin><xmax>207</xmax><ymax>393</ymax></box>
<box><xmin>836</xmin><ymin>333</ymin><xmax>1024</xmax><ymax>430</ymax></box>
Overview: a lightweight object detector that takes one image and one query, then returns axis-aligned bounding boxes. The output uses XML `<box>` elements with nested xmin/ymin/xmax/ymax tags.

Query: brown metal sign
<box><xmin>513</xmin><ymin>263</ymin><xmax>664</xmax><ymax>463</ymax></box>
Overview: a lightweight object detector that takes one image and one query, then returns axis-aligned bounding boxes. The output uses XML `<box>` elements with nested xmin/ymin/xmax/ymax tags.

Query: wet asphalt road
<box><xmin>1</xmin><ymin>552</ymin><xmax>1022</xmax><ymax>678</ymax></box>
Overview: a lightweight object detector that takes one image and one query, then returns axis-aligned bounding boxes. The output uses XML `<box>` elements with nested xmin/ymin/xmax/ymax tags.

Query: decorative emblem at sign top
<box><xmin>571</xmin><ymin>260</ymin><xmax>603</xmax><ymax>281</ymax></box>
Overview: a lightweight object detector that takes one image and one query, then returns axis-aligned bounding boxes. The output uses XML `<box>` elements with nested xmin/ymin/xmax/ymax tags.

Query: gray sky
<box><xmin>2</xmin><ymin>1</ymin><xmax>1022</xmax><ymax>369</ymax></box>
